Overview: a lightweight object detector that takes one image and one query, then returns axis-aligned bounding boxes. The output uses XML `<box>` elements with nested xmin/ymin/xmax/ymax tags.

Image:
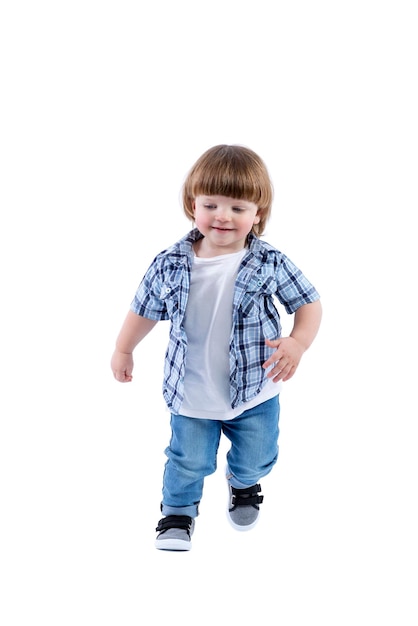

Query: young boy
<box><xmin>111</xmin><ymin>144</ymin><xmax>322</xmax><ymax>550</ymax></box>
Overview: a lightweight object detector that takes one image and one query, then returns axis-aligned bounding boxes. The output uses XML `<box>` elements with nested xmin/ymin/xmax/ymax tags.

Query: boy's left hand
<box><xmin>263</xmin><ymin>337</ymin><xmax>305</xmax><ymax>382</ymax></box>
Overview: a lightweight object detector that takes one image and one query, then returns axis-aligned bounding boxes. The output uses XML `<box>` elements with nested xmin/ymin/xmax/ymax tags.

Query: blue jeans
<box><xmin>161</xmin><ymin>396</ymin><xmax>280</xmax><ymax>518</ymax></box>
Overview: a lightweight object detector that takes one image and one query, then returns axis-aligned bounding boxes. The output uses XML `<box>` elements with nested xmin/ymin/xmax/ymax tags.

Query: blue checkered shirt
<box><xmin>131</xmin><ymin>229</ymin><xmax>320</xmax><ymax>413</ymax></box>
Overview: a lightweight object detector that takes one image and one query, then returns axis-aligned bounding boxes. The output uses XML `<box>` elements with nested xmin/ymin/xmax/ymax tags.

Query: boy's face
<box><xmin>193</xmin><ymin>194</ymin><xmax>260</xmax><ymax>257</ymax></box>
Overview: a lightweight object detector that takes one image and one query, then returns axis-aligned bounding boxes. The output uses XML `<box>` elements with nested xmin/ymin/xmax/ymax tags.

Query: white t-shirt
<box><xmin>179</xmin><ymin>249</ymin><xmax>280</xmax><ymax>420</ymax></box>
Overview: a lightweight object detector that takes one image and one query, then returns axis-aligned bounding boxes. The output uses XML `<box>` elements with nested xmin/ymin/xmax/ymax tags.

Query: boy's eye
<box><xmin>201</xmin><ymin>203</ymin><xmax>246</xmax><ymax>212</ymax></box>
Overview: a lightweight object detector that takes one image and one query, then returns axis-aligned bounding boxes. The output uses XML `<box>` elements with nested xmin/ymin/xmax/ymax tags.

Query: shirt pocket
<box><xmin>240</xmin><ymin>273</ymin><xmax>277</xmax><ymax>318</ymax></box>
<box><xmin>159</xmin><ymin>279</ymin><xmax>183</xmax><ymax>321</ymax></box>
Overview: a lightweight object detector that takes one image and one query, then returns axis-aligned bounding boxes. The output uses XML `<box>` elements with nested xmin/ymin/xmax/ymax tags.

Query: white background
<box><xmin>1</xmin><ymin>1</ymin><xmax>417</xmax><ymax>624</ymax></box>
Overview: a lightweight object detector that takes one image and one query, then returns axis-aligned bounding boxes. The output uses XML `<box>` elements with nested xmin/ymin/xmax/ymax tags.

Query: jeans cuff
<box><xmin>161</xmin><ymin>503</ymin><xmax>199</xmax><ymax>518</ymax></box>
<box><xmin>226</xmin><ymin>464</ymin><xmax>259</xmax><ymax>489</ymax></box>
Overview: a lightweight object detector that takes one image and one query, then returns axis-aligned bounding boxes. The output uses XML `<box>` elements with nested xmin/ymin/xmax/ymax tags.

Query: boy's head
<box><xmin>182</xmin><ymin>145</ymin><xmax>273</xmax><ymax>236</ymax></box>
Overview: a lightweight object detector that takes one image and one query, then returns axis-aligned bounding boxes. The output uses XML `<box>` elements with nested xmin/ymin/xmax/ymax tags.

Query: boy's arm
<box><xmin>263</xmin><ymin>300</ymin><xmax>322</xmax><ymax>382</ymax></box>
<box><xmin>111</xmin><ymin>310</ymin><xmax>158</xmax><ymax>382</ymax></box>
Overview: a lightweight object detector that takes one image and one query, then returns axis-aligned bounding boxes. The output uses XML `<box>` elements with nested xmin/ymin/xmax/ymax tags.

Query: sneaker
<box><xmin>227</xmin><ymin>482</ymin><xmax>264</xmax><ymax>531</ymax></box>
<box><xmin>155</xmin><ymin>515</ymin><xmax>195</xmax><ymax>551</ymax></box>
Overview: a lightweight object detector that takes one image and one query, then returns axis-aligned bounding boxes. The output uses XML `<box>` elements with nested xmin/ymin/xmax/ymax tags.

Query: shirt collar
<box><xmin>169</xmin><ymin>228</ymin><xmax>267</xmax><ymax>261</ymax></box>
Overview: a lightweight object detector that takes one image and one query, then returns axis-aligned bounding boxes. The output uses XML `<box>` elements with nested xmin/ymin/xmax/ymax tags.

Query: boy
<box><xmin>111</xmin><ymin>145</ymin><xmax>322</xmax><ymax>550</ymax></box>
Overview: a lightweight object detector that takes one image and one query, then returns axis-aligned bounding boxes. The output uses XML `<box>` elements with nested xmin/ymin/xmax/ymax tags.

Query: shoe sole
<box><xmin>155</xmin><ymin>538</ymin><xmax>192</xmax><ymax>551</ymax></box>
<box><xmin>227</xmin><ymin>513</ymin><xmax>259</xmax><ymax>532</ymax></box>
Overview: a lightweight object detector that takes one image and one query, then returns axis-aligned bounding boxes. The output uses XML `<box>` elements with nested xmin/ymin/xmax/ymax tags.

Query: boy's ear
<box><xmin>254</xmin><ymin>212</ymin><xmax>261</xmax><ymax>224</ymax></box>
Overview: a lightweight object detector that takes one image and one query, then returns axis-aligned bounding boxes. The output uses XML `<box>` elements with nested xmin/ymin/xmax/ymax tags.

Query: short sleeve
<box><xmin>130</xmin><ymin>259</ymin><xmax>170</xmax><ymax>321</ymax></box>
<box><xmin>275</xmin><ymin>254</ymin><xmax>320</xmax><ymax>314</ymax></box>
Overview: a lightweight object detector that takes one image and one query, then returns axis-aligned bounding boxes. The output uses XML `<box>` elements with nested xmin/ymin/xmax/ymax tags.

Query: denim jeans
<box><xmin>161</xmin><ymin>396</ymin><xmax>280</xmax><ymax>518</ymax></box>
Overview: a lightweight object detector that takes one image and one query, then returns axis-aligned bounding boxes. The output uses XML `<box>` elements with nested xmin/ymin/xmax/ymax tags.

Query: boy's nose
<box><xmin>216</xmin><ymin>208</ymin><xmax>231</xmax><ymax>221</ymax></box>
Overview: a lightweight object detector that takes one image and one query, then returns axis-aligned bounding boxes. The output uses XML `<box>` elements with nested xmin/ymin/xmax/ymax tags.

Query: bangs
<box><xmin>190</xmin><ymin>164</ymin><xmax>265</xmax><ymax>205</ymax></box>
<box><xmin>187</xmin><ymin>145</ymin><xmax>270</xmax><ymax>208</ymax></box>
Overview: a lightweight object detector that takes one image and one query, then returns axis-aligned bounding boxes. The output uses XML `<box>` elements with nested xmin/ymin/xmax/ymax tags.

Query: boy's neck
<box><xmin>193</xmin><ymin>238</ymin><xmax>247</xmax><ymax>258</ymax></box>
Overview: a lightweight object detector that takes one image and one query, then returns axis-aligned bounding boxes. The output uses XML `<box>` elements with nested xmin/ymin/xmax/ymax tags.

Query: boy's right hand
<box><xmin>111</xmin><ymin>350</ymin><xmax>134</xmax><ymax>382</ymax></box>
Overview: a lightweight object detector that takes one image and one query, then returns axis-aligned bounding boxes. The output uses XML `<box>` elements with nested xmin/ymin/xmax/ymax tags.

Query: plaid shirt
<box><xmin>131</xmin><ymin>229</ymin><xmax>320</xmax><ymax>413</ymax></box>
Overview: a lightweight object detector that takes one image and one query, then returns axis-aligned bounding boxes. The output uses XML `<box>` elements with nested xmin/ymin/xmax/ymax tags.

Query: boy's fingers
<box><xmin>265</xmin><ymin>338</ymin><xmax>280</xmax><ymax>347</ymax></box>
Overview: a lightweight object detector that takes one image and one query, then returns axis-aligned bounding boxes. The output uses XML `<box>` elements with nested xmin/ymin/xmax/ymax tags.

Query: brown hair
<box><xmin>182</xmin><ymin>144</ymin><xmax>273</xmax><ymax>236</ymax></box>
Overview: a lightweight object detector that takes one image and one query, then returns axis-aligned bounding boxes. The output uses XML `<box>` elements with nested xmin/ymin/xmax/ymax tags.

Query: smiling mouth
<box><xmin>212</xmin><ymin>226</ymin><xmax>233</xmax><ymax>231</ymax></box>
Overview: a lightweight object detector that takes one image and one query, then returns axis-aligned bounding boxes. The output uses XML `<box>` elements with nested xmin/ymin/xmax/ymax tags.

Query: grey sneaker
<box><xmin>227</xmin><ymin>483</ymin><xmax>264</xmax><ymax>531</ymax></box>
<box><xmin>155</xmin><ymin>515</ymin><xmax>195</xmax><ymax>551</ymax></box>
